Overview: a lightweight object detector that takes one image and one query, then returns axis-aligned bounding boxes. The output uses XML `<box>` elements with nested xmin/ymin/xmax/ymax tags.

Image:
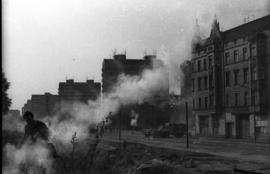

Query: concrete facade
<box><xmin>22</xmin><ymin>92</ymin><xmax>58</xmax><ymax>119</ymax></box>
<box><xmin>58</xmin><ymin>79</ymin><xmax>101</xmax><ymax>104</ymax></box>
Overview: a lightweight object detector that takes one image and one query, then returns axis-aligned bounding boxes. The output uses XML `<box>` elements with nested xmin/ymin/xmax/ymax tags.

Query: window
<box><xmin>203</xmin><ymin>49</ymin><xmax>206</xmax><ymax>53</ymax></box>
<box><xmin>209</xmin><ymin>96</ymin><xmax>213</xmax><ymax>106</ymax></box>
<box><xmin>234</xmin><ymin>70</ymin><xmax>239</xmax><ymax>85</ymax></box>
<box><xmin>243</xmin><ymin>47</ymin><xmax>248</xmax><ymax>60</ymax></box>
<box><xmin>235</xmin><ymin>93</ymin><xmax>239</xmax><ymax>106</ymax></box>
<box><xmin>192</xmin><ymin>79</ymin><xmax>195</xmax><ymax>91</ymax></box>
<box><xmin>209</xmin><ymin>73</ymin><xmax>213</xmax><ymax>88</ymax></box>
<box><xmin>198</xmin><ymin>77</ymin><xmax>202</xmax><ymax>91</ymax></box>
<box><xmin>226</xmin><ymin>94</ymin><xmax>230</xmax><ymax>106</ymax></box>
<box><xmin>260</xmin><ymin>67</ymin><xmax>265</xmax><ymax>79</ymax></box>
<box><xmin>252</xmin><ymin>67</ymin><xmax>257</xmax><ymax>81</ymax></box>
<box><xmin>234</xmin><ymin>39</ymin><xmax>237</xmax><ymax>45</ymax></box>
<box><xmin>213</xmin><ymin>117</ymin><xmax>219</xmax><ymax>128</ymax></box>
<box><xmin>198</xmin><ymin>60</ymin><xmax>201</xmax><ymax>71</ymax></box>
<box><xmin>203</xmin><ymin>59</ymin><xmax>207</xmax><ymax>70</ymax></box>
<box><xmin>193</xmin><ymin>99</ymin><xmax>195</xmax><ymax>109</ymax></box>
<box><xmin>244</xmin><ymin>92</ymin><xmax>248</xmax><ymax>105</ymax></box>
<box><xmin>204</xmin><ymin>76</ymin><xmax>208</xmax><ymax>90</ymax></box>
<box><xmin>224</xmin><ymin>52</ymin><xmax>229</xmax><ymax>65</ymax></box>
<box><xmin>243</xmin><ymin>68</ymin><xmax>249</xmax><ymax>84</ymax></box>
<box><xmin>192</xmin><ymin>62</ymin><xmax>195</xmax><ymax>72</ymax></box>
<box><xmin>234</xmin><ymin>50</ymin><xmax>239</xmax><ymax>62</ymax></box>
<box><xmin>209</xmin><ymin>55</ymin><xmax>213</xmax><ymax>67</ymax></box>
<box><xmin>225</xmin><ymin>71</ymin><xmax>230</xmax><ymax>87</ymax></box>
<box><xmin>199</xmin><ymin>98</ymin><xmax>201</xmax><ymax>108</ymax></box>
<box><xmin>205</xmin><ymin>97</ymin><xmax>208</xmax><ymax>108</ymax></box>
<box><xmin>252</xmin><ymin>94</ymin><xmax>256</xmax><ymax>105</ymax></box>
<box><xmin>251</xmin><ymin>45</ymin><xmax>256</xmax><ymax>57</ymax></box>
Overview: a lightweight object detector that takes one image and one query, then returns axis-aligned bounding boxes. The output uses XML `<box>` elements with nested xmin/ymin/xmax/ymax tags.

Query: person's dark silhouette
<box><xmin>21</xmin><ymin>111</ymin><xmax>58</xmax><ymax>158</ymax></box>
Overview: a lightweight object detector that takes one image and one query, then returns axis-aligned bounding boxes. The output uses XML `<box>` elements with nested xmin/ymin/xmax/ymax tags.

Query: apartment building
<box><xmin>191</xmin><ymin>15</ymin><xmax>270</xmax><ymax>141</ymax></box>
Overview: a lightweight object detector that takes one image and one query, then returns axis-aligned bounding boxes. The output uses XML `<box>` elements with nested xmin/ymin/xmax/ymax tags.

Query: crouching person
<box><xmin>20</xmin><ymin>111</ymin><xmax>58</xmax><ymax>159</ymax></box>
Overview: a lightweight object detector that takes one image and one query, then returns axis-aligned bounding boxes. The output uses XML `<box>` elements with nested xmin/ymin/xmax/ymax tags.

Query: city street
<box><xmin>3</xmin><ymin>1</ymin><xmax>270</xmax><ymax>174</ymax></box>
<box><xmin>101</xmin><ymin>130</ymin><xmax>270</xmax><ymax>164</ymax></box>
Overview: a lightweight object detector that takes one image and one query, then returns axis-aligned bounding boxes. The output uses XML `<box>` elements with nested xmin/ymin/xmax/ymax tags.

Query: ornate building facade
<box><xmin>191</xmin><ymin>15</ymin><xmax>270</xmax><ymax>141</ymax></box>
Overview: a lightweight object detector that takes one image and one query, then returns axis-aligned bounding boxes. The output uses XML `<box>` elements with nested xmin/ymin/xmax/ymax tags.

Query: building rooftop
<box><xmin>192</xmin><ymin>14</ymin><xmax>270</xmax><ymax>51</ymax></box>
<box><xmin>59</xmin><ymin>79</ymin><xmax>100</xmax><ymax>85</ymax></box>
<box><xmin>223</xmin><ymin>14</ymin><xmax>270</xmax><ymax>42</ymax></box>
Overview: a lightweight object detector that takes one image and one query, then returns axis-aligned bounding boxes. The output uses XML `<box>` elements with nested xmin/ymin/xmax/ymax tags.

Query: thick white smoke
<box><xmin>3</xmin><ymin>143</ymin><xmax>53</xmax><ymax>174</ymax></box>
<box><xmin>43</xmin><ymin>59</ymin><xmax>168</xmax><ymax>144</ymax></box>
<box><xmin>2</xmin><ymin>113</ymin><xmax>24</xmax><ymax>132</ymax></box>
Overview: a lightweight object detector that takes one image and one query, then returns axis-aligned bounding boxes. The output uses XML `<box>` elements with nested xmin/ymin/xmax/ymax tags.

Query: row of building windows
<box><xmin>193</xmin><ymin>91</ymin><xmax>254</xmax><ymax>110</ymax></box>
<box><xmin>224</xmin><ymin>37</ymin><xmax>248</xmax><ymax>48</ymax></box>
<box><xmin>191</xmin><ymin>55</ymin><xmax>213</xmax><ymax>72</ymax></box>
<box><xmin>225</xmin><ymin>68</ymin><xmax>250</xmax><ymax>86</ymax></box>
<box><xmin>224</xmin><ymin>46</ymin><xmax>257</xmax><ymax>65</ymax></box>
<box><xmin>225</xmin><ymin>92</ymin><xmax>255</xmax><ymax>106</ymax></box>
<box><xmin>192</xmin><ymin>67</ymin><xmax>256</xmax><ymax>91</ymax></box>
<box><xmin>193</xmin><ymin>45</ymin><xmax>257</xmax><ymax>71</ymax></box>
<box><xmin>197</xmin><ymin>46</ymin><xmax>214</xmax><ymax>56</ymax></box>
<box><xmin>192</xmin><ymin>73</ymin><xmax>213</xmax><ymax>91</ymax></box>
<box><xmin>193</xmin><ymin>96</ymin><xmax>214</xmax><ymax>109</ymax></box>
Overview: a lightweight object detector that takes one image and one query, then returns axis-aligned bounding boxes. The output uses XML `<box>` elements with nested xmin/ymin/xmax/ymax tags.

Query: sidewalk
<box><xmin>101</xmin><ymin>130</ymin><xmax>270</xmax><ymax>164</ymax></box>
<box><xmin>197</xmin><ymin>136</ymin><xmax>270</xmax><ymax>145</ymax></box>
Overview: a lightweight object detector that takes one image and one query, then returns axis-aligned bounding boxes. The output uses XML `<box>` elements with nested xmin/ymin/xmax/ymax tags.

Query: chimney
<box><xmin>66</xmin><ymin>79</ymin><xmax>74</xmax><ymax>83</ymax></box>
<box><xmin>86</xmin><ymin>80</ymin><xmax>94</xmax><ymax>84</ymax></box>
<box><xmin>113</xmin><ymin>54</ymin><xmax>126</xmax><ymax>61</ymax></box>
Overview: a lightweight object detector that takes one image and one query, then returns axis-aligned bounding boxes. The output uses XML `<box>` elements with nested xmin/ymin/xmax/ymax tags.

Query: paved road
<box><xmin>101</xmin><ymin>130</ymin><xmax>270</xmax><ymax>164</ymax></box>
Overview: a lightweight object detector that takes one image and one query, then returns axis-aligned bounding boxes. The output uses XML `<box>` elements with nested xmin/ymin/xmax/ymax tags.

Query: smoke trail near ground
<box><xmin>3</xmin><ymin>143</ymin><xmax>53</xmax><ymax>174</ymax></box>
<box><xmin>2</xmin><ymin>113</ymin><xmax>24</xmax><ymax>132</ymax></box>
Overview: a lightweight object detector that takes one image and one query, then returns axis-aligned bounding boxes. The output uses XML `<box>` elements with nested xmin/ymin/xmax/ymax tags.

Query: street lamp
<box><xmin>119</xmin><ymin>108</ymin><xmax>122</xmax><ymax>141</ymax></box>
<box><xmin>185</xmin><ymin>101</ymin><xmax>189</xmax><ymax>149</ymax></box>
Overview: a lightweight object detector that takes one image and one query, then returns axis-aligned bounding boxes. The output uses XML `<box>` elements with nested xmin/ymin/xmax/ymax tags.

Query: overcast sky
<box><xmin>3</xmin><ymin>0</ymin><xmax>270</xmax><ymax>110</ymax></box>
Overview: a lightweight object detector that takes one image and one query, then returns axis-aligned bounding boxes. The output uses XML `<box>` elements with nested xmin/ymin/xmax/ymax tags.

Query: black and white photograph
<box><xmin>2</xmin><ymin>0</ymin><xmax>270</xmax><ymax>173</ymax></box>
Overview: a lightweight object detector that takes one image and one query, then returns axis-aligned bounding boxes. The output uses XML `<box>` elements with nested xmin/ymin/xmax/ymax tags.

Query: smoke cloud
<box><xmin>2</xmin><ymin>113</ymin><xmax>24</xmax><ymax>132</ymax></box>
<box><xmin>3</xmin><ymin>143</ymin><xmax>53</xmax><ymax>174</ymax></box>
<box><xmin>42</xmin><ymin>59</ymin><xmax>168</xmax><ymax>144</ymax></box>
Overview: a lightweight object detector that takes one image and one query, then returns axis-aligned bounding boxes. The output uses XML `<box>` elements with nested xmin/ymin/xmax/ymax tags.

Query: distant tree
<box><xmin>2</xmin><ymin>72</ymin><xmax>12</xmax><ymax>114</ymax></box>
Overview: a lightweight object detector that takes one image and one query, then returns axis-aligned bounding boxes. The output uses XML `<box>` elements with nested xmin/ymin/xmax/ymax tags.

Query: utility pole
<box><xmin>253</xmin><ymin>100</ymin><xmax>256</xmax><ymax>143</ymax></box>
<box><xmin>185</xmin><ymin>101</ymin><xmax>189</xmax><ymax>149</ymax></box>
<box><xmin>119</xmin><ymin>109</ymin><xmax>122</xmax><ymax>141</ymax></box>
<box><xmin>248</xmin><ymin>41</ymin><xmax>256</xmax><ymax>143</ymax></box>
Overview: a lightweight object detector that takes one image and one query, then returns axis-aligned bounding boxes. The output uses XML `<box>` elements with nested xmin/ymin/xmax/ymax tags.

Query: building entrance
<box><xmin>236</xmin><ymin>114</ymin><xmax>250</xmax><ymax>139</ymax></box>
<box><xmin>226</xmin><ymin>122</ymin><xmax>234</xmax><ymax>138</ymax></box>
<box><xmin>199</xmin><ymin>116</ymin><xmax>209</xmax><ymax>136</ymax></box>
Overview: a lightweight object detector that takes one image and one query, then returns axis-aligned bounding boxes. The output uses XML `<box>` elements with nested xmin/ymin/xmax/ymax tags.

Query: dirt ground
<box><xmin>98</xmin><ymin>140</ymin><xmax>270</xmax><ymax>174</ymax></box>
<box><xmin>2</xmin><ymin>130</ymin><xmax>270</xmax><ymax>174</ymax></box>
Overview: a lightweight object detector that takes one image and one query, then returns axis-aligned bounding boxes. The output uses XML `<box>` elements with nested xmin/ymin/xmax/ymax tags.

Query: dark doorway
<box><xmin>199</xmin><ymin>116</ymin><xmax>209</xmax><ymax>136</ymax></box>
<box><xmin>236</xmin><ymin>114</ymin><xmax>250</xmax><ymax>139</ymax></box>
<box><xmin>226</xmin><ymin>122</ymin><xmax>233</xmax><ymax>138</ymax></box>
